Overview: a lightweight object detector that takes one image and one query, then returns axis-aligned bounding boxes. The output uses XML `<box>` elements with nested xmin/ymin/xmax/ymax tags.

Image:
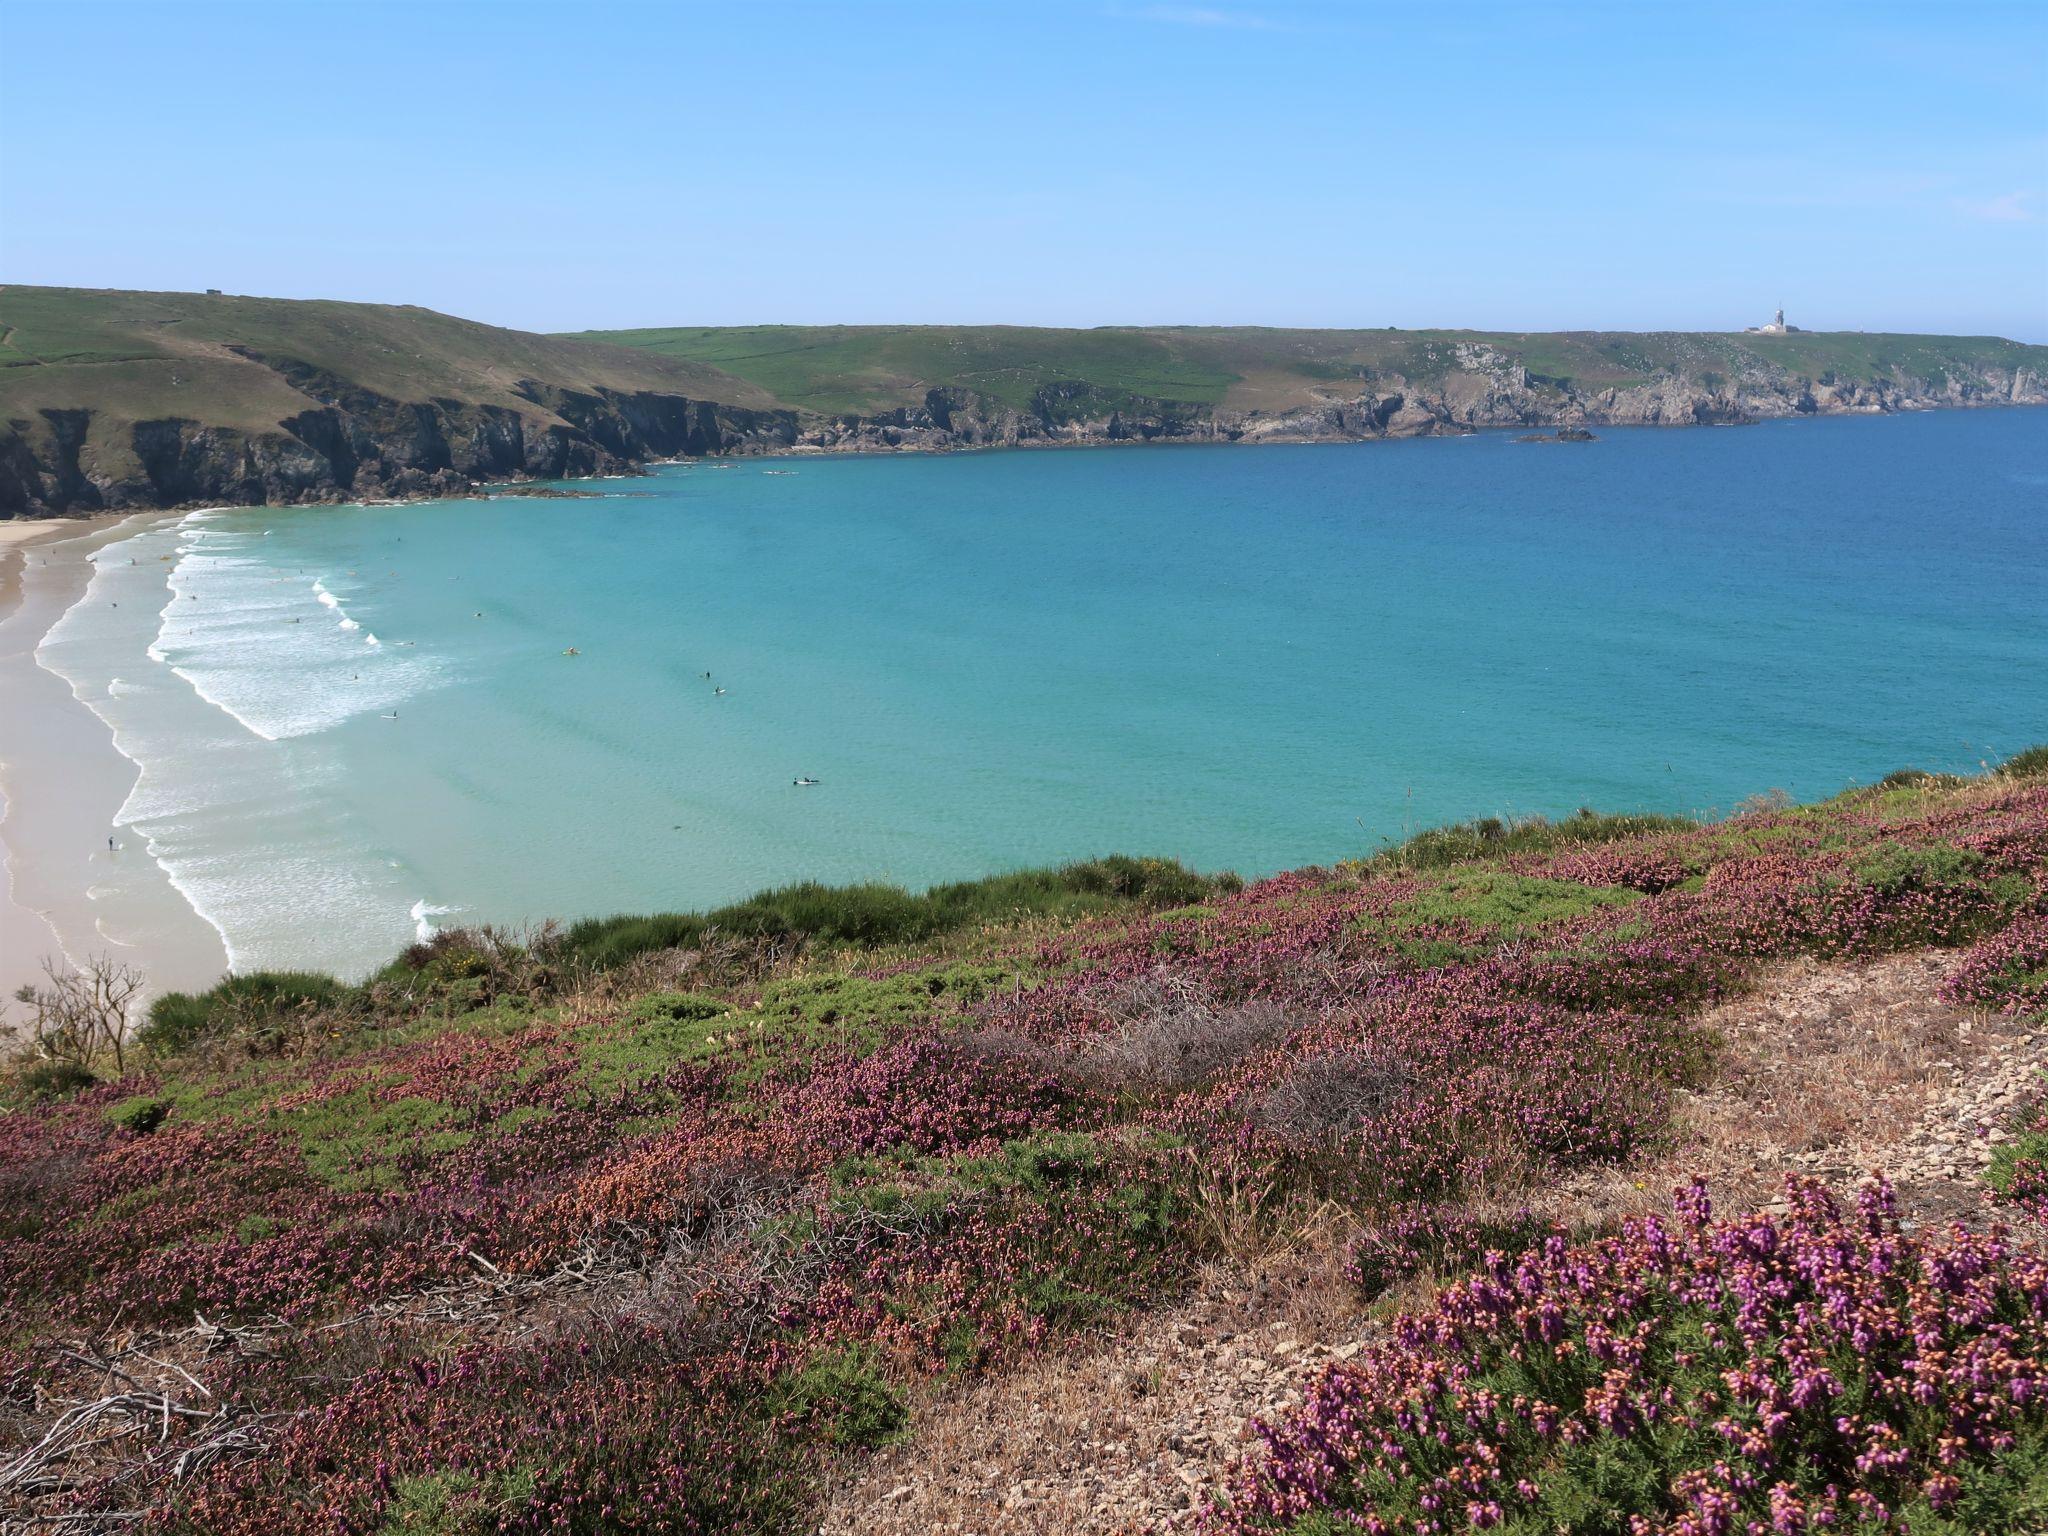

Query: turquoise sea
<box><xmin>38</xmin><ymin>409</ymin><xmax>2048</xmax><ymax>978</ymax></box>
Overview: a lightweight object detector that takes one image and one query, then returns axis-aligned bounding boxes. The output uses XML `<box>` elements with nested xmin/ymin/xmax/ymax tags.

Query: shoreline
<box><xmin>0</xmin><ymin>404</ymin><xmax>2037</xmax><ymax>1009</ymax></box>
<box><xmin>3</xmin><ymin>396</ymin><xmax>2042</xmax><ymax>522</ymax></box>
<box><xmin>0</xmin><ymin>515</ymin><xmax>230</xmax><ymax>1007</ymax></box>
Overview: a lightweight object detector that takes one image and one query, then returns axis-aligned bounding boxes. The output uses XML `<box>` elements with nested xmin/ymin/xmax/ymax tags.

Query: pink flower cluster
<box><xmin>1942</xmin><ymin>910</ymin><xmax>2048</xmax><ymax>1018</ymax></box>
<box><xmin>1213</xmin><ymin>1178</ymin><xmax>2048</xmax><ymax>1534</ymax></box>
<box><xmin>2</xmin><ymin>776</ymin><xmax>2045</xmax><ymax>1529</ymax></box>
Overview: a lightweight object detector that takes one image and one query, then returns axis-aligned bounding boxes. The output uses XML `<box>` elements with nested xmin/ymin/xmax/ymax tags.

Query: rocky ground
<box><xmin>816</xmin><ymin>949</ymin><xmax>2045</xmax><ymax>1536</ymax></box>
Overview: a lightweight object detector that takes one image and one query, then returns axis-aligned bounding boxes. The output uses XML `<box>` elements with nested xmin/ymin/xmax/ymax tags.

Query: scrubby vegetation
<box><xmin>554</xmin><ymin>854</ymin><xmax>1231</xmax><ymax>972</ymax></box>
<box><xmin>2</xmin><ymin>762</ymin><xmax>2046</xmax><ymax>1530</ymax></box>
<box><xmin>1219</xmin><ymin>1179</ymin><xmax>2048</xmax><ymax>1535</ymax></box>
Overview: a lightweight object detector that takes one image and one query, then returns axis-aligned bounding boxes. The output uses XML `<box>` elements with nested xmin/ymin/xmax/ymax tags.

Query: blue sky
<box><xmin>3</xmin><ymin>1</ymin><xmax>2044</xmax><ymax>338</ymax></box>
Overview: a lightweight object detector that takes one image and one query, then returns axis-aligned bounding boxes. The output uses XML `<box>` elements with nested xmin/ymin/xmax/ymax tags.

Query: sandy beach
<box><xmin>0</xmin><ymin>517</ymin><xmax>229</xmax><ymax>1007</ymax></box>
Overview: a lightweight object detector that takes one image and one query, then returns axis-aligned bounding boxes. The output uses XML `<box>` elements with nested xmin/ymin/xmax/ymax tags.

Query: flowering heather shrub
<box><xmin>784</xmin><ymin>1035</ymin><xmax>1070</xmax><ymax>1157</ymax></box>
<box><xmin>1993</xmin><ymin>1095</ymin><xmax>2048</xmax><ymax>1224</ymax></box>
<box><xmin>1345</xmin><ymin>1202</ymin><xmax>1549</xmax><ymax>1299</ymax></box>
<box><xmin>1214</xmin><ymin>1178</ymin><xmax>2048</xmax><ymax>1535</ymax></box>
<box><xmin>5</xmin><ymin>771</ymin><xmax>2048</xmax><ymax>1529</ymax></box>
<box><xmin>1943</xmin><ymin>911</ymin><xmax>2048</xmax><ymax>1018</ymax></box>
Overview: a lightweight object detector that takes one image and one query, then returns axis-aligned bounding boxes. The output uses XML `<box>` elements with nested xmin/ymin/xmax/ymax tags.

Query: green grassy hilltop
<box><xmin>565</xmin><ymin>320</ymin><xmax>2048</xmax><ymax>417</ymax></box>
<box><xmin>3</xmin><ymin>284</ymin><xmax>2042</xmax><ymax>515</ymax></box>
<box><xmin>0</xmin><ymin>285</ymin><xmax>775</xmax><ymax>433</ymax></box>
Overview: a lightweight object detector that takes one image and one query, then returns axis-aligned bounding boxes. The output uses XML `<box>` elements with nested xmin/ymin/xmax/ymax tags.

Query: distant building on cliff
<box><xmin>1745</xmin><ymin>307</ymin><xmax>1800</xmax><ymax>334</ymax></box>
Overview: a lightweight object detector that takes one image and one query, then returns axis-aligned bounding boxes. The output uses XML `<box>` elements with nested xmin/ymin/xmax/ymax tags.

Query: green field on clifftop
<box><xmin>0</xmin><ymin>285</ymin><xmax>777</xmax><ymax>435</ymax></box>
<box><xmin>566</xmin><ymin>320</ymin><xmax>2048</xmax><ymax>416</ymax></box>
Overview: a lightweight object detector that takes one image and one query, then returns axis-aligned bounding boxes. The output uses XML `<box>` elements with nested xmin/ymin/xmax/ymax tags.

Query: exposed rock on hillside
<box><xmin>781</xmin><ymin>358</ymin><xmax>2043</xmax><ymax>457</ymax></box>
<box><xmin>4</xmin><ymin>285</ymin><xmax>2042</xmax><ymax>515</ymax></box>
<box><xmin>0</xmin><ymin>380</ymin><xmax>798</xmax><ymax>515</ymax></box>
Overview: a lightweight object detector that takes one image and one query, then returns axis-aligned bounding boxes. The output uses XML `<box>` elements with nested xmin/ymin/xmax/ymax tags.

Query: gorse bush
<box><xmin>138</xmin><ymin>970</ymin><xmax>351</xmax><ymax>1056</ymax></box>
<box><xmin>556</xmin><ymin>855</ymin><xmax>1232</xmax><ymax>971</ymax></box>
<box><xmin>9</xmin><ymin>1058</ymin><xmax>97</xmax><ymax>1103</ymax></box>
<box><xmin>1362</xmin><ymin>809</ymin><xmax>1695</xmax><ymax>874</ymax></box>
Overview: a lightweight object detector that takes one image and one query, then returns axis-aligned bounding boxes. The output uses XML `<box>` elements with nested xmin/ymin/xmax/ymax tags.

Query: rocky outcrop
<box><xmin>0</xmin><ymin>361</ymin><xmax>801</xmax><ymax>516</ymax></box>
<box><xmin>768</xmin><ymin>349</ymin><xmax>2043</xmax><ymax>459</ymax></box>
<box><xmin>2</xmin><ymin>348</ymin><xmax>2040</xmax><ymax>517</ymax></box>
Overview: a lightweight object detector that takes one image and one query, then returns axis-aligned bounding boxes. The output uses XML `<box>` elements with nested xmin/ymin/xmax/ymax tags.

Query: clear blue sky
<box><xmin>3</xmin><ymin>0</ymin><xmax>2044</xmax><ymax>338</ymax></box>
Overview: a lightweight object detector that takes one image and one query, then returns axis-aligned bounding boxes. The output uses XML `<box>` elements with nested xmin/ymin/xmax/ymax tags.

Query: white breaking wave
<box><xmin>410</xmin><ymin>898</ymin><xmax>458</xmax><ymax>942</ymax></box>
<box><xmin>37</xmin><ymin>512</ymin><xmax>440</xmax><ymax>979</ymax></box>
<box><xmin>152</xmin><ymin>519</ymin><xmax>446</xmax><ymax>741</ymax></box>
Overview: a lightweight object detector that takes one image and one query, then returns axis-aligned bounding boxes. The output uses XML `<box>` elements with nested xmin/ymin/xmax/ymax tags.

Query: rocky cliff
<box><xmin>5</xmin><ymin>295</ymin><xmax>2044</xmax><ymax>517</ymax></box>
<box><xmin>0</xmin><ymin>374</ymin><xmax>800</xmax><ymax>516</ymax></box>
<box><xmin>777</xmin><ymin>345</ymin><xmax>2046</xmax><ymax>455</ymax></box>
<box><xmin>0</xmin><ymin>285</ymin><xmax>796</xmax><ymax>517</ymax></box>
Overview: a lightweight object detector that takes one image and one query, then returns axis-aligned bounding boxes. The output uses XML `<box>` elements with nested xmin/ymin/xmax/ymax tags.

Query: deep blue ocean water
<box><xmin>46</xmin><ymin>408</ymin><xmax>2047</xmax><ymax>975</ymax></box>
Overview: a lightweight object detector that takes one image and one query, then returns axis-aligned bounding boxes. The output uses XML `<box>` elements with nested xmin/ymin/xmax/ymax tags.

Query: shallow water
<box><xmin>47</xmin><ymin>409</ymin><xmax>2048</xmax><ymax>978</ymax></box>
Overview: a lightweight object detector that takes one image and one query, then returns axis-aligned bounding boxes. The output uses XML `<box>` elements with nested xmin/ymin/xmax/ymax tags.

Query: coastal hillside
<box><xmin>576</xmin><ymin>321</ymin><xmax>2048</xmax><ymax>452</ymax></box>
<box><xmin>5</xmin><ymin>758</ymin><xmax>2048</xmax><ymax>1531</ymax></box>
<box><xmin>3</xmin><ymin>287</ymin><xmax>2044</xmax><ymax>516</ymax></box>
<box><xmin>0</xmin><ymin>286</ymin><xmax>793</xmax><ymax>515</ymax></box>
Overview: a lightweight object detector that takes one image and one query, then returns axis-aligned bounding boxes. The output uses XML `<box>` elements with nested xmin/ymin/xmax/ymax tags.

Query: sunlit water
<box><xmin>40</xmin><ymin>409</ymin><xmax>2048</xmax><ymax>977</ymax></box>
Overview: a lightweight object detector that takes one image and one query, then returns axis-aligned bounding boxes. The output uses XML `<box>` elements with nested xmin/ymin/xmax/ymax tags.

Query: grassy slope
<box><xmin>0</xmin><ymin>286</ymin><xmax>777</xmax><ymax>481</ymax></box>
<box><xmin>567</xmin><ymin>321</ymin><xmax>2048</xmax><ymax>416</ymax></box>
<box><xmin>4</xmin><ymin>289</ymin><xmax>2038</xmax><ymax>462</ymax></box>
<box><xmin>5</xmin><ymin>760</ymin><xmax>2047</xmax><ymax>1529</ymax></box>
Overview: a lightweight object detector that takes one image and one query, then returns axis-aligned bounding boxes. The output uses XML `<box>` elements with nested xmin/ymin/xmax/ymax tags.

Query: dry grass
<box><xmin>816</xmin><ymin>1243</ymin><xmax>1368</xmax><ymax>1536</ymax></box>
<box><xmin>1543</xmin><ymin>950</ymin><xmax>2033</xmax><ymax>1230</ymax></box>
<box><xmin>818</xmin><ymin>948</ymin><xmax>2046</xmax><ymax>1534</ymax></box>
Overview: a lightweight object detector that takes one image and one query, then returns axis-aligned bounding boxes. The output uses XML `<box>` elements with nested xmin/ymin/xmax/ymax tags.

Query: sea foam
<box><xmin>154</xmin><ymin>520</ymin><xmax>444</xmax><ymax>741</ymax></box>
<box><xmin>36</xmin><ymin>511</ymin><xmax>443</xmax><ymax>979</ymax></box>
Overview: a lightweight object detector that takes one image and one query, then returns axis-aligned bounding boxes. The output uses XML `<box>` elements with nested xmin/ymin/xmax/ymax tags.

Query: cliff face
<box><xmin>0</xmin><ymin>368</ymin><xmax>800</xmax><ymax>516</ymax></box>
<box><xmin>778</xmin><ymin>347</ymin><xmax>2046</xmax><ymax>455</ymax></box>
<box><xmin>3</xmin><ymin>338</ymin><xmax>2041</xmax><ymax>517</ymax></box>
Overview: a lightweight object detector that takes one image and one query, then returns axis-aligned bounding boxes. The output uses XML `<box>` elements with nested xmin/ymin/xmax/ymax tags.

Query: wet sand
<box><xmin>0</xmin><ymin>519</ymin><xmax>230</xmax><ymax>1003</ymax></box>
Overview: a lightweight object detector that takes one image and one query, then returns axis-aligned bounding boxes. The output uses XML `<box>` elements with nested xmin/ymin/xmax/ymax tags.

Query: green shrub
<box><xmin>555</xmin><ymin>857</ymin><xmax>1231</xmax><ymax>972</ymax></box>
<box><xmin>1364</xmin><ymin>808</ymin><xmax>1694</xmax><ymax>873</ymax></box>
<box><xmin>139</xmin><ymin>970</ymin><xmax>351</xmax><ymax>1055</ymax></box>
<box><xmin>106</xmin><ymin>1095</ymin><xmax>169</xmax><ymax>1134</ymax></box>
<box><xmin>1850</xmin><ymin>840</ymin><xmax>1986</xmax><ymax>896</ymax></box>
<box><xmin>956</xmin><ymin>1131</ymin><xmax>1108</xmax><ymax>1193</ymax></box>
<box><xmin>769</xmin><ymin>1347</ymin><xmax>908</xmax><ymax>1449</ymax></box>
<box><xmin>623</xmin><ymin>991</ymin><xmax>730</xmax><ymax>1026</ymax></box>
<box><xmin>1390</xmin><ymin>870</ymin><xmax>1639</xmax><ymax>938</ymax></box>
<box><xmin>2000</xmin><ymin>744</ymin><xmax>2048</xmax><ymax>780</ymax></box>
<box><xmin>10</xmin><ymin>1059</ymin><xmax>97</xmax><ymax>1102</ymax></box>
<box><xmin>376</xmin><ymin>1467</ymin><xmax>540</xmax><ymax>1535</ymax></box>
